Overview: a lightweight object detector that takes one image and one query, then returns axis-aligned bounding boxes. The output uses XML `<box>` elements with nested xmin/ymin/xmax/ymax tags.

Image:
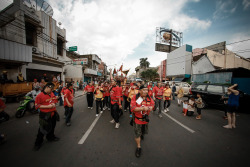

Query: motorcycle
<box><xmin>0</xmin><ymin>111</ymin><xmax>9</xmax><ymax>123</ymax></box>
<box><xmin>15</xmin><ymin>96</ymin><xmax>38</xmax><ymax>118</ymax></box>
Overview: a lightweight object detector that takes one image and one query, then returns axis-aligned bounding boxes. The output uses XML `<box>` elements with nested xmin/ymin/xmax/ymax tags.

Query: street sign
<box><xmin>73</xmin><ymin>58</ymin><xmax>88</xmax><ymax>65</ymax></box>
<box><xmin>69</xmin><ymin>46</ymin><xmax>77</xmax><ymax>51</ymax></box>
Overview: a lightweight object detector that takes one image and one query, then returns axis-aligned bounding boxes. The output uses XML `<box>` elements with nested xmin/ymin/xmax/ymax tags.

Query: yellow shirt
<box><xmin>95</xmin><ymin>87</ymin><xmax>103</xmax><ymax>99</ymax></box>
<box><xmin>128</xmin><ymin>89</ymin><xmax>138</xmax><ymax>99</ymax></box>
<box><xmin>163</xmin><ymin>88</ymin><xmax>172</xmax><ymax>97</ymax></box>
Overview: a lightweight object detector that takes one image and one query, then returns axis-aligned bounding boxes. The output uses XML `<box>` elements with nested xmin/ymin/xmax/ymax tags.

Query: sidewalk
<box><xmin>3</xmin><ymin>90</ymin><xmax>84</xmax><ymax>118</ymax></box>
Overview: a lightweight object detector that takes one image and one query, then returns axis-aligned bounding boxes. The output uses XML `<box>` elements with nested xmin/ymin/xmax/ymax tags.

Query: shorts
<box><xmin>227</xmin><ymin>105</ymin><xmax>238</xmax><ymax>113</ymax></box>
<box><xmin>134</xmin><ymin>123</ymin><xmax>148</xmax><ymax>138</ymax></box>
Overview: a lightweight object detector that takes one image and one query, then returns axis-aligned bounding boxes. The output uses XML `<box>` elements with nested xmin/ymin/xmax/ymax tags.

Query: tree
<box><xmin>141</xmin><ymin>69</ymin><xmax>159</xmax><ymax>81</ymax></box>
<box><xmin>140</xmin><ymin>58</ymin><xmax>150</xmax><ymax>69</ymax></box>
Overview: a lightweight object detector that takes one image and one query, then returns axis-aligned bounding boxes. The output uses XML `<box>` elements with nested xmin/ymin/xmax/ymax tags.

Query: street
<box><xmin>0</xmin><ymin>95</ymin><xmax>250</xmax><ymax>167</ymax></box>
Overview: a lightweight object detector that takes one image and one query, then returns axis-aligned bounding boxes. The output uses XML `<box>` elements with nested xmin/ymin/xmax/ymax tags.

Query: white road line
<box><xmin>78</xmin><ymin>113</ymin><xmax>102</xmax><ymax>144</ymax></box>
<box><xmin>162</xmin><ymin>112</ymin><xmax>195</xmax><ymax>133</ymax></box>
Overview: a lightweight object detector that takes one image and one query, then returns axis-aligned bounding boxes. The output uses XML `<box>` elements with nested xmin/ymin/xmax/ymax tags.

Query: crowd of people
<box><xmin>0</xmin><ymin>77</ymin><xmax>240</xmax><ymax>158</ymax></box>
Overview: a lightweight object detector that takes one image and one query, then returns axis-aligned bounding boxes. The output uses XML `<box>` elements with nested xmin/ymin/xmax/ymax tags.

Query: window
<box><xmin>57</xmin><ymin>36</ymin><xmax>64</xmax><ymax>56</ymax></box>
<box><xmin>25</xmin><ymin>21</ymin><xmax>37</xmax><ymax>46</ymax></box>
<box><xmin>183</xmin><ymin>84</ymin><xmax>188</xmax><ymax>87</ymax></box>
<box><xmin>207</xmin><ymin>85</ymin><xmax>223</xmax><ymax>93</ymax></box>
<box><xmin>224</xmin><ymin>87</ymin><xmax>228</xmax><ymax>93</ymax></box>
<box><xmin>195</xmin><ymin>85</ymin><xmax>206</xmax><ymax>91</ymax></box>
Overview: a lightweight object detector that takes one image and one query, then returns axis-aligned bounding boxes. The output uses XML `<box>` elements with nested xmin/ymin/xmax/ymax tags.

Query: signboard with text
<box><xmin>69</xmin><ymin>46</ymin><xmax>77</xmax><ymax>51</ymax></box>
<box><xmin>73</xmin><ymin>58</ymin><xmax>88</xmax><ymax>65</ymax></box>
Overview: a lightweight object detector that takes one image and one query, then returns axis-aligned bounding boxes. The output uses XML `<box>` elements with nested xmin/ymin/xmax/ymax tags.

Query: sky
<box><xmin>15</xmin><ymin>0</ymin><xmax>250</xmax><ymax>74</ymax></box>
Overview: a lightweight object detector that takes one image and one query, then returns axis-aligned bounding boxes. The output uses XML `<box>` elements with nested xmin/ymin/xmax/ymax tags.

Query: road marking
<box><xmin>162</xmin><ymin>112</ymin><xmax>195</xmax><ymax>133</ymax></box>
<box><xmin>78</xmin><ymin>113</ymin><xmax>102</xmax><ymax>144</ymax></box>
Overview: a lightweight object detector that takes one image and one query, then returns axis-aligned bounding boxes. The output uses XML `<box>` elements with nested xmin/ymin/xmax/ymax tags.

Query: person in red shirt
<box><xmin>147</xmin><ymin>82</ymin><xmax>153</xmax><ymax>98</ymax></box>
<box><xmin>117</xmin><ymin>80</ymin><xmax>123</xmax><ymax>117</ymax></box>
<box><xmin>109</xmin><ymin>79</ymin><xmax>122</xmax><ymax>129</ymax></box>
<box><xmin>103</xmin><ymin>82</ymin><xmax>110</xmax><ymax>110</ymax></box>
<box><xmin>153</xmin><ymin>81</ymin><xmax>164</xmax><ymax>118</ymax></box>
<box><xmin>130</xmin><ymin>84</ymin><xmax>154</xmax><ymax>158</ymax></box>
<box><xmin>64</xmin><ymin>83</ymin><xmax>74</xmax><ymax>126</ymax></box>
<box><xmin>83</xmin><ymin>82</ymin><xmax>95</xmax><ymax>109</ymax></box>
<box><xmin>34</xmin><ymin>82</ymin><xmax>59</xmax><ymax>151</ymax></box>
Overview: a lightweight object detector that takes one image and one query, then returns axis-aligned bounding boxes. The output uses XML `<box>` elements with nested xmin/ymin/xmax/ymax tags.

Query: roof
<box><xmin>207</xmin><ymin>67</ymin><xmax>250</xmax><ymax>78</ymax></box>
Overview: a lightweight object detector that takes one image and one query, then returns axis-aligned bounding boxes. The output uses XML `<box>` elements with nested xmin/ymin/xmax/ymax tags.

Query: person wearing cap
<box><xmin>109</xmin><ymin>79</ymin><xmax>122</xmax><ymax>129</ymax></box>
<box><xmin>64</xmin><ymin>83</ymin><xmax>74</xmax><ymax>126</ymax></box>
<box><xmin>33</xmin><ymin>82</ymin><xmax>59</xmax><ymax>151</ymax></box>
<box><xmin>17</xmin><ymin>72</ymin><xmax>25</xmax><ymax>83</ymax></box>
<box><xmin>83</xmin><ymin>82</ymin><xmax>95</xmax><ymax>109</ymax></box>
<box><xmin>153</xmin><ymin>81</ymin><xmax>164</xmax><ymax>118</ymax></box>
<box><xmin>130</xmin><ymin>85</ymin><xmax>154</xmax><ymax>158</ymax></box>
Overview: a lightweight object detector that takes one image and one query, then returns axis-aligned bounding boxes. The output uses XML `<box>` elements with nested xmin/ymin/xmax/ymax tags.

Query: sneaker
<box><xmin>167</xmin><ymin>108</ymin><xmax>169</xmax><ymax>112</ymax></box>
<box><xmin>115</xmin><ymin>123</ymin><xmax>120</xmax><ymax>129</ymax></box>
<box><xmin>88</xmin><ymin>107</ymin><xmax>90</xmax><ymax>109</ymax></box>
<box><xmin>124</xmin><ymin>109</ymin><xmax>127</xmax><ymax>112</ymax></box>
<box><xmin>232</xmin><ymin>124</ymin><xmax>236</xmax><ymax>128</ymax></box>
<box><xmin>91</xmin><ymin>107</ymin><xmax>93</xmax><ymax>110</ymax></box>
<box><xmin>110</xmin><ymin>119</ymin><xmax>115</xmax><ymax>123</ymax></box>
<box><xmin>96</xmin><ymin>114</ymin><xmax>99</xmax><ymax>117</ymax></box>
<box><xmin>130</xmin><ymin>114</ymin><xmax>132</xmax><ymax>118</ymax></box>
<box><xmin>223</xmin><ymin>125</ymin><xmax>232</xmax><ymax>129</ymax></box>
<box><xmin>164</xmin><ymin>109</ymin><xmax>167</xmax><ymax>113</ymax></box>
<box><xmin>66</xmin><ymin>122</ymin><xmax>71</xmax><ymax>126</ymax></box>
<box><xmin>108</xmin><ymin>108</ymin><xmax>110</xmax><ymax>111</ymax></box>
<box><xmin>100</xmin><ymin>111</ymin><xmax>103</xmax><ymax>114</ymax></box>
<box><xmin>158</xmin><ymin>114</ymin><xmax>163</xmax><ymax>118</ymax></box>
<box><xmin>48</xmin><ymin>136</ymin><xmax>60</xmax><ymax>142</ymax></box>
<box><xmin>135</xmin><ymin>148</ymin><xmax>142</xmax><ymax>158</ymax></box>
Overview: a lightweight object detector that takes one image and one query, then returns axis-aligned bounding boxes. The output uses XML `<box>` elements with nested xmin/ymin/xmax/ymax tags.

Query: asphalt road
<box><xmin>0</xmin><ymin>95</ymin><xmax>250</xmax><ymax>167</ymax></box>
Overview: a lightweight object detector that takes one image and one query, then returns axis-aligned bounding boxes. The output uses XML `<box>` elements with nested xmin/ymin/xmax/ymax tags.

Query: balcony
<box><xmin>92</xmin><ymin>54</ymin><xmax>101</xmax><ymax>64</ymax></box>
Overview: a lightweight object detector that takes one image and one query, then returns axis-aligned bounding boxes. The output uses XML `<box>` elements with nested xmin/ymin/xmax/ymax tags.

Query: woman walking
<box><xmin>177</xmin><ymin>86</ymin><xmax>184</xmax><ymax>106</ymax></box>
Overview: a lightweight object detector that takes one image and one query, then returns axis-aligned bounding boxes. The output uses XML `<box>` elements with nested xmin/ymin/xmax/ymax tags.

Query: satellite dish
<box><xmin>58</xmin><ymin>22</ymin><xmax>62</xmax><ymax>26</ymax></box>
<box><xmin>22</xmin><ymin>0</ymin><xmax>53</xmax><ymax>17</ymax></box>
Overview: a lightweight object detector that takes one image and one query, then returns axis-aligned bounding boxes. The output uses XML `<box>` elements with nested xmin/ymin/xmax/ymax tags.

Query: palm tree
<box><xmin>140</xmin><ymin>58</ymin><xmax>150</xmax><ymax>69</ymax></box>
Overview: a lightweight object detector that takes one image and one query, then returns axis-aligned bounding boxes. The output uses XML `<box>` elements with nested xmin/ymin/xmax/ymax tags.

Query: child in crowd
<box><xmin>195</xmin><ymin>94</ymin><xmax>203</xmax><ymax>120</ymax></box>
<box><xmin>183</xmin><ymin>100</ymin><xmax>188</xmax><ymax>116</ymax></box>
<box><xmin>187</xmin><ymin>98</ymin><xmax>195</xmax><ymax>116</ymax></box>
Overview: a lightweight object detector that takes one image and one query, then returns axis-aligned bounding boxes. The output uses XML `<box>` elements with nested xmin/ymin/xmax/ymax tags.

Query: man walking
<box><xmin>130</xmin><ymin>85</ymin><xmax>154</xmax><ymax>157</ymax></box>
<box><xmin>83</xmin><ymin>82</ymin><xmax>95</xmax><ymax>109</ymax></box>
<box><xmin>153</xmin><ymin>81</ymin><xmax>164</xmax><ymax>118</ymax></box>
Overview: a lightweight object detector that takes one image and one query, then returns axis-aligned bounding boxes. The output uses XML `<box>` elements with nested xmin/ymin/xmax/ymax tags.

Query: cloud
<box><xmin>48</xmin><ymin>0</ymin><xmax>211</xmax><ymax>72</ymax></box>
<box><xmin>227</xmin><ymin>32</ymin><xmax>250</xmax><ymax>58</ymax></box>
<box><xmin>243</xmin><ymin>0</ymin><xmax>250</xmax><ymax>10</ymax></box>
<box><xmin>213</xmin><ymin>0</ymin><xmax>237</xmax><ymax>20</ymax></box>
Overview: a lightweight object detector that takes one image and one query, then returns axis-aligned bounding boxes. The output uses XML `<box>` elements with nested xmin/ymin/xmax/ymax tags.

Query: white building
<box><xmin>167</xmin><ymin>44</ymin><xmax>192</xmax><ymax>81</ymax></box>
<box><xmin>0</xmin><ymin>0</ymin><xmax>67</xmax><ymax>82</ymax></box>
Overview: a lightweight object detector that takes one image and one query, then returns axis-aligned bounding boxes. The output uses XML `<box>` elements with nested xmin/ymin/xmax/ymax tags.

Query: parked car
<box><xmin>165</xmin><ymin>82</ymin><xmax>191</xmax><ymax>96</ymax></box>
<box><xmin>190</xmin><ymin>83</ymin><xmax>249</xmax><ymax>113</ymax></box>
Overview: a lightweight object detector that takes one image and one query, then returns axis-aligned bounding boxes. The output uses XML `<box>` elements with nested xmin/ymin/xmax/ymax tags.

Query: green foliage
<box><xmin>141</xmin><ymin>69</ymin><xmax>159</xmax><ymax>81</ymax></box>
<box><xmin>140</xmin><ymin>58</ymin><xmax>150</xmax><ymax>68</ymax></box>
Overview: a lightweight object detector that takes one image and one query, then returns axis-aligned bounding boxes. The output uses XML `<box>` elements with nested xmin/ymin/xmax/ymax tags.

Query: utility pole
<box><xmin>224</xmin><ymin>42</ymin><xmax>227</xmax><ymax>69</ymax></box>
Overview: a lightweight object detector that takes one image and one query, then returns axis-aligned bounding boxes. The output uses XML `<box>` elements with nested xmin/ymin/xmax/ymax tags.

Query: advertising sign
<box><xmin>73</xmin><ymin>58</ymin><xmax>88</xmax><ymax>65</ymax></box>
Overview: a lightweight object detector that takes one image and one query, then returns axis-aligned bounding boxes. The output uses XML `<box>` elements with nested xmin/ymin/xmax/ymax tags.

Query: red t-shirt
<box><xmin>103</xmin><ymin>86</ymin><xmax>110</xmax><ymax>97</ymax></box>
<box><xmin>130</xmin><ymin>95</ymin><xmax>155</xmax><ymax>125</ymax></box>
<box><xmin>64</xmin><ymin>89</ymin><xmax>74</xmax><ymax>107</ymax></box>
<box><xmin>119</xmin><ymin>86</ymin><xmax>123</xmax><ymax>101</ymax></box>
<box><xmin>84</xmin><ymin>85</ymin><xmax>95</xmax><ymax>93</ymax></box>
<box><xmin>61</xmin><ymin>87</ymin><xmax>66</xmax><ymax>95</ymax></box>
<box><xmin>147</xmin><ymin>85</ymin><xmax>153</xmax><ymax>97</ymax></box>
<box><xmin>35</xmin><ymin>92</ymin><xmax>57</xmax><ymax>114</ymax></box>
<box><xmin>110</xmin><ymin>86</ymin><xmax>122</xmax><ymax>105</ymax></box>
<box><xmin>123</xmin><ymin>87</ymin><xmax>129</xmax><ymax>97</ymax></box>
<box><xmin>153</xmin><ymin>86</ymin><xmax>163</xmax><ymax>99</ymax></box>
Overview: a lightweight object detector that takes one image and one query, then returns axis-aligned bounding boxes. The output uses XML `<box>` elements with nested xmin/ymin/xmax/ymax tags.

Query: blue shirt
<box><xmin>228</xmin><ymin>93</ymin><xmax>240</xmax><ymax>107</ymax></box>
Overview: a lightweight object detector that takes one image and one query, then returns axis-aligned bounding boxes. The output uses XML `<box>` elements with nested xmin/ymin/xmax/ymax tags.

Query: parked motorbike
<box><xmin>15</xmin><ymin>96</ymin><xmax>38</xmax><ymax>118</ymax></box>
<box><xmin>0</xmin><ymin>111</ymin><xmax>10</xmax><ymax>123</ymax></box>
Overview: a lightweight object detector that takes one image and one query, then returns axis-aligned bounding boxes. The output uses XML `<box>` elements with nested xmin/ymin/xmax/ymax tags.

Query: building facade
<box><xmin>0</xmin><ymin>0</ymin><xmax>67</xmax><ymax>83</ymax></box>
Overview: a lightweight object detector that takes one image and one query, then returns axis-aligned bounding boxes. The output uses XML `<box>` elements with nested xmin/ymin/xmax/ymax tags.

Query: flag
<box><xmin>122</xmin><ymin>69</ymin><xmax>130</xmax><ymax>76</ymax></box>
<box><xmin>119</xmin><ymin>64</ymin><xmax>123</xmax><ymax>72</ymax></box>
<box><xmin>113</xmin><ymin>68</ymin><xmax>117</xmax><ymax>74</ymax></box>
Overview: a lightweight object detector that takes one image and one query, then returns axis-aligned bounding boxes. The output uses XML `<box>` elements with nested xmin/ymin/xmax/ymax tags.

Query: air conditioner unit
<box><xmin>32</xmin><ymin>47</ymin><xmax>41</xmax><ymax>55</ymax></box>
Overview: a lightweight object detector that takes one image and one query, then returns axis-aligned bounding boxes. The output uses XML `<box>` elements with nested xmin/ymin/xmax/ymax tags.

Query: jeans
<box><xmin>103</xmin><ymin>96</ymin><xmax>110</xmax><ymax>108</ymax></box>
<box><xmin>35</xmin><ymin>114</ymin><xmax>57</xmax><ymax>146</ymax></box>
<box><xmin>87</xmin><ymin>93</ymin><xmax>94</xmax><ymax>107</ymax></box>
<box><xmin>154</xmin><ymin>98</ymin><xmax>163</xmax><ymax>114</ymax></box>
<box><xmin>59</xmin><ymin>97</ymin><xmax>63</xmax><ymax>106</ymax></box>
<box><xmin>172</xmin><ymin>93</ymin><xmax>175</xmax><ymax>100</ymax></box>
<box><xmin>111</xmin><ymin>103</ymin><xmax>120</xmax><ymax>123</ymax></box>
<box><xmin>123</xmin><ymin>96</ymin><xmax>129</xmax><ymax>110</ymax></box>
<box><xmin>164</xmin><ymin>100</ymin><xmax>171</xmax><ymax>109</ymax></box>
<box><xmin>65</xmin><ymin>106</ymin><xmax>74</xmax><ymax>123</ymax></box>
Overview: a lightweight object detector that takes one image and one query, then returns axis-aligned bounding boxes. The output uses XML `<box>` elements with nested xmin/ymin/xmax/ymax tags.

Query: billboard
<box><xmin>155</xmin><ymin>27</ymin><xmax>183</xmax><ymax>53</ymax></box>
<box><xmin>73</xmin><ymin>58</ymin><xmax>88</xmax><ymax>65</ymax></box>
